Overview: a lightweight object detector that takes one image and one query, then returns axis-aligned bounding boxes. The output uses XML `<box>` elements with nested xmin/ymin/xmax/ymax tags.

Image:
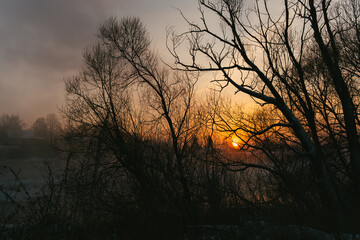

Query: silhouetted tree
<box><xmin>46</xmin><ymin>113</ymin><xmax>62</xmax><ymax>145</ymax></box>
<box><xmin>32</xmin><ymin>117</ymin><xmax>49</xmax><ymax>139</ymax></box>
<box><xmin>0</xmin><ymin>114</ymin><xmax>24</xmax><ymax>139</ymax></box>
<box><xmin>170</xmin><ymin>0</ymin><xmax>360</xmax><ymax>231</ymax></box>
<box><xmin>63</xmin><ymin>17</ymin><xmax>201</xmax><ymax>229</ymax></box>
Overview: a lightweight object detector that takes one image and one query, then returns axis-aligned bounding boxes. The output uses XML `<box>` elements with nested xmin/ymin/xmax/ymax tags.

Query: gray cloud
<box><xmin>0</xmin><ymin>0</ymin><xmax>196</xmax><ymax>125</ymax></box>
<box><xmin>0</xmin><ymin>0</ymin><xmax>117</xmax><ymax>124</ymax></box>
<box><xmin>0</xmin><ymin>0</ymin><xmax>117</xmax><ymax>70</ymax></box>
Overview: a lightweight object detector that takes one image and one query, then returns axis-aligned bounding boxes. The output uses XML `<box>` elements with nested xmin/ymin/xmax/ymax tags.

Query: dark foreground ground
<box><xmin>1</xmin><ymin>222</ymin><xmax>360</xmax><ymax>240</ymax></box>
<box><xmin>1</xmin><ymin>139</ymin><xmax>359</xmax><ymax>239</ymax></box>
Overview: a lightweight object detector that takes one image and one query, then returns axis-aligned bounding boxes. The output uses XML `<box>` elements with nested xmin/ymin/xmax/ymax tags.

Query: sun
<box><xmin>232</xmin><ymin>142</ymin><xmax>238</xmax><ymax>147</ymax></box>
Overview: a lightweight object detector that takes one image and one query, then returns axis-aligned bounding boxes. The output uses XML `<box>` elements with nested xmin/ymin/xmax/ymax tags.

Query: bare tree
<box><xmin>0</xmin><ymin>114</ymin><xmax>24</xmax><ymax>138</ymax></box>
<box><xmin>170</xmin><ymin>0</ymin><xmax>360</xmax><ymax>230</ymax></box>
<box><xmin>45</xmin><ymin>113</ymin><xmax>62</xmax><ymax>145</ymax></box>
<box><xmin>32</xmin><ymin>117</ymin><xmax>49</xmax><ymax>139</ymax></box>
<box><xmin>63</xmin><ymin>17</ymin><xmax>200</xmax><ymax>223</ymax></box>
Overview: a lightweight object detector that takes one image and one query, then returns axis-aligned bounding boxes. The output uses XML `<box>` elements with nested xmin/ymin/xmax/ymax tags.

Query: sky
<box><xmin>0</xmin><ymin>0</ymin><xmax>199</xmax><ymax>126</ymax></box>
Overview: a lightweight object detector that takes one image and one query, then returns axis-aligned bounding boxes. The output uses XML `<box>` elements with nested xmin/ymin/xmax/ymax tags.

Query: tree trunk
<box><xmin>309</xmin><ymin>0</ymin><xmax>360</xmax><ymax>191</ymax></box>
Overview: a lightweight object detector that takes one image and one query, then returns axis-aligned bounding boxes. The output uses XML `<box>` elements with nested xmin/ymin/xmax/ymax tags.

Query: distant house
<box><xmin>6</xmin><ymin>129</ymin><xmax>39</xmax><ymax>139</ymax></box>
<box><xmin>20</xmin><ymin>129</ymin><xmax>38</xmax><ymax>139</ymax></box>
<box><xmin>5</xmin><ymin>129</ymin><xmax>21</xmax><ymax>139</ymax></box>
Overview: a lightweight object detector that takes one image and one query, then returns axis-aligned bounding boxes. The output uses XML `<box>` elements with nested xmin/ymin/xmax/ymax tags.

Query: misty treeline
<box><xmin>0</xmin><ymin>113</ymin><xmax>62</xmax><ymax>144</ymax></box>
<box><xmin>2</xmin><ymin>0</ymin><xmax>360</xmax><ymax>239</ymax></box>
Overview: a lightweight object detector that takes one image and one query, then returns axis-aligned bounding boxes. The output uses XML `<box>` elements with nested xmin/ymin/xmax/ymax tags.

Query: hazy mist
<box><xmin>0</xmin><ymin>0</ymin><xmax>196</xmax><ymax>125</ymax></box>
